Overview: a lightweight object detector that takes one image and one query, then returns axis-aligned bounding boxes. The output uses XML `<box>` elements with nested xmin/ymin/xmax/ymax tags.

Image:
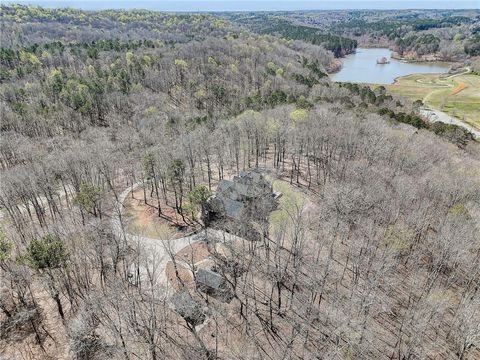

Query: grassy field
<box><xmin>383</xmin><ymin>72</ymin><xmax>480</xmax><ymax>130</ymax></box>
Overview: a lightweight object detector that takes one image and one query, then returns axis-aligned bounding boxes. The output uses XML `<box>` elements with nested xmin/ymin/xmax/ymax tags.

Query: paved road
<box><xmin>111</xmin><ymin>182</ymin><xmax>205</xmax><ymax>288</ymax></box>
<box><xmin>444</xmin><ymin>66</ymin><xmax>471</xmax><ymax>79</ymax></box>
<box><xmin>111</xmin><ymin>182</ymin><xmax>236</xmax><ymax>291</ymax></box>
<box><xmin>420</xmin><ymin>107</ymin><xmax>480</xmax><ymax>139</ymax></box>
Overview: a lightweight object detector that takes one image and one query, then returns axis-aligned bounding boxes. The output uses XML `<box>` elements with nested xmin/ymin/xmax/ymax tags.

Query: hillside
<box><xmin>1</xmin><ymin>5</ymin><xmax>479</xmax><ymax>360</ymax></box>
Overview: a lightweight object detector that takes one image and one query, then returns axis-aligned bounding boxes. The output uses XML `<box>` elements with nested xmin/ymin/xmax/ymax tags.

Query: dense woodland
<box><xmin>225</xmin><ymin>15</ymin><xmax>358</xmax><ymax>58</ymax></box>
<box><xmin>233</xmin><ymin>10</ymin><xmax>480</xmax><ymax>61</ymax></box>
<box><xmin>1</xmin><ymin>5</ymin><xmax>480</xmax><ymax>360</ymax></box>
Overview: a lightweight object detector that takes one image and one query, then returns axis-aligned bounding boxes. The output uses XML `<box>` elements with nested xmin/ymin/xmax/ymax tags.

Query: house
<box><xmin>195</xmin><ymin>268</ymin><xmax>233</xmax><ymax>302</ymax></box>
<box><xmin>202</xmin><ymin>169</ymin><xmax>281</xmax><ymax>226</ymax></box>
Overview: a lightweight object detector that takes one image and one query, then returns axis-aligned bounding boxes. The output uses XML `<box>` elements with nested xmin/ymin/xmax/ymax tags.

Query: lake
<box><xmin>330</xmin><ymin>48</ymin><xmax>450</xmax><ymax>84</ymax></box>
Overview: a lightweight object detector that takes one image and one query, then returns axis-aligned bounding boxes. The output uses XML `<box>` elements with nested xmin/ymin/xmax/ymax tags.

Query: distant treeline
<box><xmin>262</xmin><ymin>19</ymin><xmax>357</xmax><ymax>57</ymax></box>
<box><xmin>394</xmin><ymin>34</ymin><xmax>440</xmax><ymax>56</ymax></box>
<box><xmin>333</xmin><ymin>16</ymin><xmax>474</xmax><ymax>38</ymax></box>
<box><xmin>233</xmin><ymin>16</ymin><xmax>357</xmax><ymax>58</ymax></box>
<box><xmin>319</xmin><ymin>10</ymin><xmax>479</xmax><ymax>59</ymax></box>
<box><xmin>464</xmin><ymin>34</ymin><xmax>480</xmax><ymax>56</ymax></box>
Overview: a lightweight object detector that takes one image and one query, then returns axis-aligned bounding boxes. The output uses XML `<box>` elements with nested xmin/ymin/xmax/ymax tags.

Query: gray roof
<box><xmin>233</xmin><ymin>182</ymin><xmax>251</xmax><ymax>197</ymax></box>
<box><xmin>219</xmin><ymin>170</ymin><xmax>270</xmax><ymax>201</ymax></box>
<box><xmin>170</xmin><ymin>289</ymin><xmax>205</xmax><ymax>323</ymax></box>
<box><xmin>196</xmin><ymin>268</ymin><xmax>226</xmax><ymax>290</ymax></box>
<box><xmin>218</xmin><ymin>179</ymin><xmax>234</xmax><ymax>192</ymax></box>
<box><xmin>239</xmin><ymin>170</ymin><xmax>263</xmax><ymax>183</ymax></box>
<box><xmin>222</xmin><ymin>198</ymin><xmax>244</xmax><ymax>219</ymax></box>
<box><xmin>205</xmin><ymin>169</ymin><xmax>278</xmax><ymax>223</ymax></box>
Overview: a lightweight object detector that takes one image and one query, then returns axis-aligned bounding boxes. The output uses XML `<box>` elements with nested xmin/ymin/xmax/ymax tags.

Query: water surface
<box><xmin>330</xmin><ymin>48</ymin><xmax>450</xmax><ymax>84</ymax></box>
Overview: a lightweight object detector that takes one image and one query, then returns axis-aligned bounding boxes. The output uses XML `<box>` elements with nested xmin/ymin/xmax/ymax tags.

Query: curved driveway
<box><xmin>111</xmin><ymin>182</ymin><xmax>232</xmax><ymax>288</ymax></box>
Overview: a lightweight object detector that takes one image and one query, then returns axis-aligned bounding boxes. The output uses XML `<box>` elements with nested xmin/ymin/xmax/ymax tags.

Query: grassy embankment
<box><xmin>383</xmin><ymin>72</ymin><xmax>480</xmax><ymax>130</ymax></box>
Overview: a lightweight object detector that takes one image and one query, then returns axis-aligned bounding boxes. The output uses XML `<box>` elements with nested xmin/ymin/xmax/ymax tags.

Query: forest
<box><xmin>225</xmin><ymin>15</ymin><xmax>358</xmax><ymax>58</ymax></box>
<box><xmin>0</xmin><ymin>4</ymin><xmax>480</xmax><ymax>360</ymax></box>
<box><xmin>247</xmin><ymin>9</ymin><xmax>480</xmax><ymax>61</ymax></box>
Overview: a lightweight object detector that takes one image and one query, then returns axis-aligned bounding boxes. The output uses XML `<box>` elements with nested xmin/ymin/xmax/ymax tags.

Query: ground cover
<box><xmin>123</xmin><ymin>187</ymin><xmax>197</xmax><ymax>239</ymax></box>
<box><xmin>384</xmin><ymin>73</ymin><xmax>480</xmax><ymax>130</ymax></box>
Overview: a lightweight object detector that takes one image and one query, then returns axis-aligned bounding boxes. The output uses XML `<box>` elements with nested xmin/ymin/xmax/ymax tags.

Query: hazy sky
<box><xmin>3</xmin><ymin>0</ymin><xmax>479</xmax><ymax>11</ymax></box>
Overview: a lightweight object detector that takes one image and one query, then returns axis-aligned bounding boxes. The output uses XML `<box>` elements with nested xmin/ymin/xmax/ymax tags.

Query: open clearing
<box><xmin>123</xmin><ymin>187</ymin><xmax>197</xmax><ymax>239</ymax></box>
<box><xmin>384</xmin><ymin>73</ymin><xmax>480</xmax><ymax>130</ymax></box>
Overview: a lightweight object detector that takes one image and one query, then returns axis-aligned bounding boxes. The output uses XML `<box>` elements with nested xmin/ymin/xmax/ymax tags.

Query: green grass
<box><xmin>269</xmin><ymin>180</ymin><xmax>307</xmax><ymax>240</ymax></box>
<box><xmin>384</xmin><ymin>73</ymin><xmax>480</xmax><ymax>130</ymax></box>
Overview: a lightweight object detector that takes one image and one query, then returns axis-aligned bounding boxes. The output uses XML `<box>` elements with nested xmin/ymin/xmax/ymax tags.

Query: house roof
<box><xmin>219</xmin><ymin>170</ymin><xmax>270</xmax><ymax>200</ymax></box>
<box><xmin>232</xmin><ymin>182</ymin><xmax>250</xmax><ymax>198</ymax></box>
<box><xmin>222</xmin><ymin>198</ymin><xmax>244</xmax><ymax>219</ymax></box>
<box><xmin>218</xmin><ymin>179</ymin><xmax>234</xmax><ymax>192</ymax></box>
<box><xmin>205</xmin><ymin>169</ymin><xmax>279</xmax><ymax>223</ymax></box>
<box><xmin>239</xmin><ymin>170</ymin><xmax>263</xmax><ymax>183</ymax></box>
<box><xmin>196</xmin><ymin>268</ymin><xmax>226</xmax><ymax>290</ymax></box>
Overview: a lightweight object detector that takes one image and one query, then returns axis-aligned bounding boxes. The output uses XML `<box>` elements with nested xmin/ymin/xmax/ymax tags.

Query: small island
<box><xmin>377</xmin><ymin>56</ymin><xmax>390</xmax><ymax>64</ymax></box>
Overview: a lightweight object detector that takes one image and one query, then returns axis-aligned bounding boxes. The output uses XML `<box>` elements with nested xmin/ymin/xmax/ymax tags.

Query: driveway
<box><xmin>111</xmin><ymin>182</ymin><xmax>235</xmax><ymax>290</ymax></box>
<box><xmin>420</xmin><ymin>107</ymin><xmax>480</xmax><ymax>139</ymax></box>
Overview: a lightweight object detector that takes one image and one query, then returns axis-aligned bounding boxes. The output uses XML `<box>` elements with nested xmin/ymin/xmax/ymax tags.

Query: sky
<box><xmin>2</xmin><ymin>0</ymin><xmax>479</xmax><ymax>11</ymax></box>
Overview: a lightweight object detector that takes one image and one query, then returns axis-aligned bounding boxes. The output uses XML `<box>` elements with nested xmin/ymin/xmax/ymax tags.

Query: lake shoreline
<box><xmin>390</xmin><ymin>52</ymin><xmax>454</xmax><ymax>67</ymax></box>
<box><xmin>327</xmin><ymin>59</ymin><xmax>343</xmax><ymax>74</ymax></box>
<box><xmin>329</xmin><ymin>48</ymin><xmax>450</xmax><ymax>84</ymax></box>
<box><xmin>328</xmin><ymin>48</ymin><xmax>454</xmax><ymax>76</ymax></box>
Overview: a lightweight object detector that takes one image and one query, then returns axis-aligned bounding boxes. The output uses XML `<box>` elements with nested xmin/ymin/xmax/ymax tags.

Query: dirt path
<box><xmin>451</xmin><ymin>82</ymin><xmax>466</xmax><ymax>95</ymax></box>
